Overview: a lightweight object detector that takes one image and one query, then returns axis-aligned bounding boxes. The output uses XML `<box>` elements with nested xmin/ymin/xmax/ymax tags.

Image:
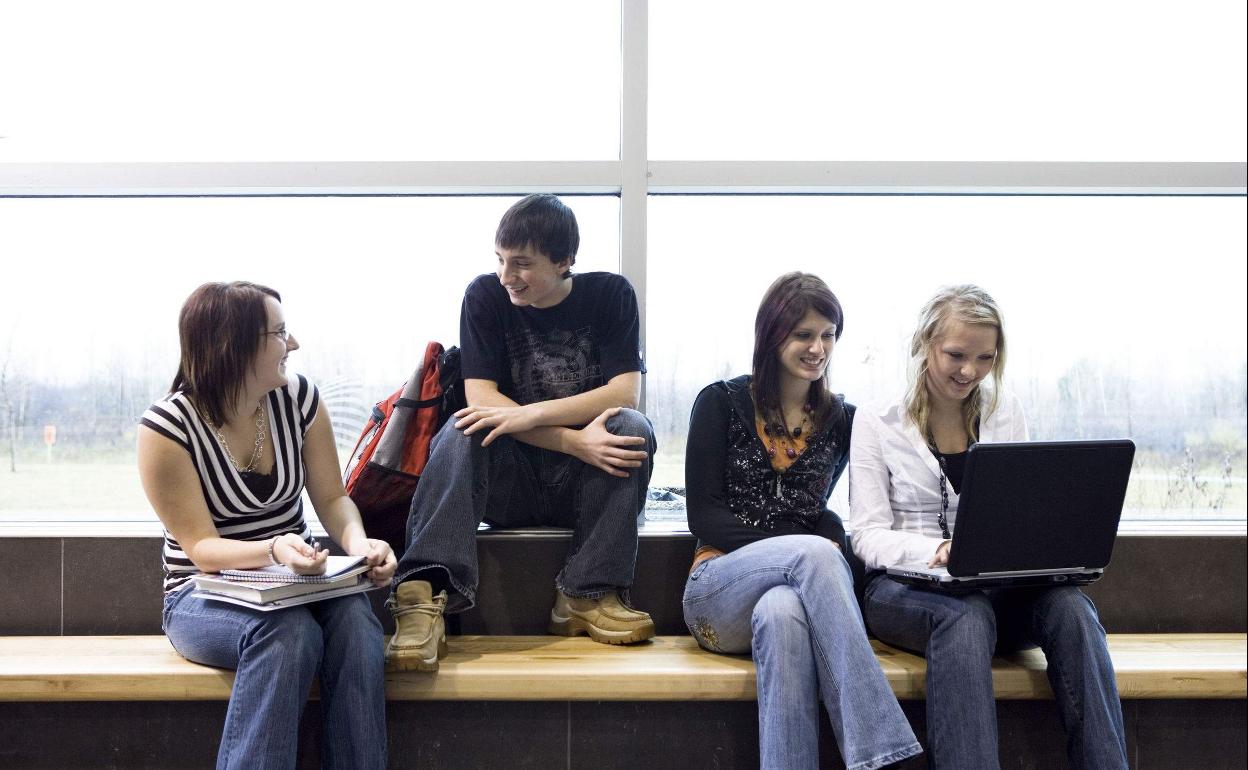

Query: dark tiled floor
<box><xmin>0</xmin><ymin>538</ymin><xmax>62</xmax><ymax>635</ymax></box>
<box><xmin>64</xmin><ymin>537</ymin><xmax>165</xmax><ymax>634</ymax></box>
<box><xmin>0</xmin><ymin>701</ymin><xmax>227</xmax><ymax>769</ymax></box>
<box><xmin>379</xmin><ymin>701</ymin><xmax>567</xmax><ymax>769</ymax></box>
<box><xmin>463</xmin><ymin>537</ymin><xmax>572</xmax><ymax>634</ymax></box>
<box><xmin>570</xmin><ymin>700</ymin><xmax>761</xmax><ymax>769</ymax></box>
<box><xmin>626</xmin><ymin>536</ymin><xmax>696</xmax><ymax>635</ymax></box>
<box><xmin>1</xmin><ymin>699</ymin><xmax>1243</xmax><ymax>769</ymax></box>
<box><xmin>1086</xmin><ymin>536</ymin><xmax>1248</xmax><ymax>632</ymax></box>
<box><xmin>4</xmin><ymin>534</ymin><xmax>1244</xmax><ymax>637</ymax></box>
<box><xmin>1134</xmin><ymin>699</ymin><xmax>1248</xmax><ymax>770</ymax></box>
<box><xmin>994</xmin><ymin>700</ymin><xmax>1069</xmax><ymax>769</ymax></box>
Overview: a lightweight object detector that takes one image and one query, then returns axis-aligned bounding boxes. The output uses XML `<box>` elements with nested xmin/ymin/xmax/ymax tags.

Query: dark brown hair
<box><xmin>170</xmin><ymin>281</ymin><xmax>281</xmax><ymax>427</ymax></box>
<box><xmin>751</xmin><ymin>272</ymin><xmax>845</xmax><ymax>435</ymax></box>
<box><xmin>495</xmin><ymin>194</ymin><xmax>579</xmax><ymax>278</ymax></box>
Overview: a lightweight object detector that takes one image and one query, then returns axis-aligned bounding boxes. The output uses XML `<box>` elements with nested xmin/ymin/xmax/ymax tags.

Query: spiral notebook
<box><xmin>218</xmin><ymin>554</ymin><xmax>369</xmax><ymax>584</ymax></box>
<box><xmin>193</xmin><ymin>576</ymin><xmax>379</xmax><ymax>610</ymax></box>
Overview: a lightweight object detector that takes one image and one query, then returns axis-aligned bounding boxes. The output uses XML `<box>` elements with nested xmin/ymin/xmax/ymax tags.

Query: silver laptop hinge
<box><xmin>971</xmin><ymin>567</ymin><xmax>1093</xmax><ymax>577</ymax></box>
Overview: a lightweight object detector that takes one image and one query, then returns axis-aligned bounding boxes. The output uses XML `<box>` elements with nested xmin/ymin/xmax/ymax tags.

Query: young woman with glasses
<box><xmin>137</xmin><ymin>281</ymin><xmax>395</xmax><ymax>769</ymax></box>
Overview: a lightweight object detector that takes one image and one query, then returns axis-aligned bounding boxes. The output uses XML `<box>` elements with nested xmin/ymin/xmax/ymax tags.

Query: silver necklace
<box><xmin>214</xmin><ymin>404</ymin><xmax>266</xmax><ymax>473</ymax></box>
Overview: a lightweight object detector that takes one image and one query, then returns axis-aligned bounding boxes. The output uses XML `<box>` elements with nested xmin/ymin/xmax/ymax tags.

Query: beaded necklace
<box><xmin>761</xmin><ymin>403</ymin><xmax>813</xmax><ymax>460</ymax></box>
<box><xmin>928</xmin><ymin>422</ymin><xmax>977</xmax><ymax>541</ymax></box>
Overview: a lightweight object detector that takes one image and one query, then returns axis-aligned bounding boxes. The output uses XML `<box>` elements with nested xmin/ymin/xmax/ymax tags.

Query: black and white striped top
<box><xmin>140</xmin><ymin>374</ymin><xmax>320</xmax><ymax>593</ymax></box>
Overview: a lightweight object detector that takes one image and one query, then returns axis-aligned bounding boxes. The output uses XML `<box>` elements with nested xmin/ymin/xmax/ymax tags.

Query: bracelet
<box><xmin>267</xmin><ymin>536</ymin><xmax>281</xmax><ymax>567</ymax></box>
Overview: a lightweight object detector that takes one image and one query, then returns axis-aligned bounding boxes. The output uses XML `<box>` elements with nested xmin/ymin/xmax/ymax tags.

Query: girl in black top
<box><xmin>682</xmin><ymin>272</ymin><xmax>921</xmax><ymax>770</ymax></box>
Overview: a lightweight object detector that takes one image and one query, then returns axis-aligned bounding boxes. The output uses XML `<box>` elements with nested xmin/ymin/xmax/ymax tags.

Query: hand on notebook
<box><xmin>928</xmin><ymin>540</ymin><xmax>952</xmax><ymax>568</ymax></box>
<box><xmin>274</xmin><ymin>533</ymin><xmax>329</xmax><ymax>575</ymax></box>
<box><xmin>348</xmin><ymin>537</ymin><xmax>396</xmax><ymax>587</ymax></box>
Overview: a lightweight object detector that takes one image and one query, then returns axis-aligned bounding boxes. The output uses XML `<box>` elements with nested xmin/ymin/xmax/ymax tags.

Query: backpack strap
<box><xmin>395</xmin><ymin>396</ymin><xmax>442</xmax><ymax>409</ymax></box>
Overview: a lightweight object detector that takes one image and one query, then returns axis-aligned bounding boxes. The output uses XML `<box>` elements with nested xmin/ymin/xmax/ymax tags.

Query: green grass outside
<box><xmin>2</xmin><ymin>456</ymin><xmax>1243</xmax><ymax>523</ymax></box>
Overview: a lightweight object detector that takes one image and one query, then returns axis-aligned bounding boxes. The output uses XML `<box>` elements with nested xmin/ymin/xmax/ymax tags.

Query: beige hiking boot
<box><xmin>548</xmin><ymin>589</ymin><xmax>655</xmax><ymax>645</ymax></box>
<box><xmin>385</xmin><ymin>580</ymin><xmax>448</xmax><ymax>672</ymax></box>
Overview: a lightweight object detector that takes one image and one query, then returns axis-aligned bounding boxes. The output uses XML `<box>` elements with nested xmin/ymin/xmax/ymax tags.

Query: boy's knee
<box><xmin>606</xmin><ymin>408</ymin><xmax>655</xmax><ymax>446</ymax></box>
<box><xmin>430</xmin><ymin>418</ymin><xmax>471</xmax><ymax>450</ymax></box>
<box><xmin>430</xmin><ymin>418</ymin><xmax>495</xmax><ymax>457</ymax></box>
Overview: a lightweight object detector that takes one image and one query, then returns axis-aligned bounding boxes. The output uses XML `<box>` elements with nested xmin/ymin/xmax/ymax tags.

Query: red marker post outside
<box><xmin>43</xmin><ymin>424</ymin><xmax>56</xmax><ymax>463</ymax></box>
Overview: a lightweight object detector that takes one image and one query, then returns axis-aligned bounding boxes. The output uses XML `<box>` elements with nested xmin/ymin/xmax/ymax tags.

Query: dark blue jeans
<box><xmin>863</xmin><ymin>573</ymin><xmax>1128</xmax><ymax>770</ymax></box>
<box><xmin>394</xmin><ymin>408</ymin><xmax>656</xmax><ymax>612</ymax></box>
<box><xmin>163</xmin><ymin>588</ymin><xmax>386</xmax><ymax>770</ymax></box>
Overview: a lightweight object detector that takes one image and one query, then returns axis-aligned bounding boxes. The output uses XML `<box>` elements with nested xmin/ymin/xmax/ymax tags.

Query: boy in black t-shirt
<box><xmin>386</xmin><ymin>194</ymin><xmax>657</xmax><ymax>672</ymax></box>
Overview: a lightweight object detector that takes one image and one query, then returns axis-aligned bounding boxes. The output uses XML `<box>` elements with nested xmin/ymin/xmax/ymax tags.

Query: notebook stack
<box><xmin>192</xmin><ymin>554</ymin><xmax>377</xmax><ymax>610</ymax></box>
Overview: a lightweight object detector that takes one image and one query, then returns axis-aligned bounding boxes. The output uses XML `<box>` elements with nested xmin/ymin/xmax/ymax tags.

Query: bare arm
<box><xmin>302</xmin><ymin>401</ymin><xmax>396</xmax><ymax>586</ymax></box>
<box><xmin>454</xmin><ymin>373</ymin><xmax>647</xmax><ymax>477</ymax></box>
<box><xmin>462</xmin><ymin>371</ymin><xmax>639</xmax><ymax>429</ymax></box>
<box><xmin>137</xmin><ymin>426</ymin><xmax>328</xmax><ymax>575</ymax></box>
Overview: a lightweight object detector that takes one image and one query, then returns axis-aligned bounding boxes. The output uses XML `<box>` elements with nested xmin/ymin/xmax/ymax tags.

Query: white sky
<box><xmin>0</xmin><ymin>2</ymin><xmax>1244</xmax><ymax>411</ymax></box>
<box><xmin>1</xmin><ymin>195</ymin><xmax>1244</xmax><ymax>402</ymax></box>
<box><xmin>2</xmin><ymin>2</ymin><xmax>1243</xmax><ymax>162</ymax></box>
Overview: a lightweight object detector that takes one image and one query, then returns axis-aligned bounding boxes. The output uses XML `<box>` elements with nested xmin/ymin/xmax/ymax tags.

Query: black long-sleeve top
<box><xmin>685</xmin><ymin>375</ymin><xmax>855</xmax><ymax>554</ymax></box>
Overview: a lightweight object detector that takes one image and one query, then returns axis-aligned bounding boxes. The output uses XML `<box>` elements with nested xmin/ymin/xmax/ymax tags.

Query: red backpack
<box><xmin>343</xmin><ymin>342</ymin><xmax>463</xmax><ymax>552</ymax></box>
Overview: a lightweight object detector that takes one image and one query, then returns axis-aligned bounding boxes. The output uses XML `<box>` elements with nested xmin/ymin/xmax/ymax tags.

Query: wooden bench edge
<box><xmin>1</xmin><ymin>634</ymin><xmax>1243</xmax><ymax>702</ymax></box>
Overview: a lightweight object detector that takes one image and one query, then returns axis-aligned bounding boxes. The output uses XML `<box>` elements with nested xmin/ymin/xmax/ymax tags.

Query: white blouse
<box><xmin>847</xmin><ymin>390</ymin><xmax>1028</xmax><ymax>570</ymax></box>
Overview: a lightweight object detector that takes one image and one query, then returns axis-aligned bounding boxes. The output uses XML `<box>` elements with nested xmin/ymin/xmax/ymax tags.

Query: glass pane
<box><xmin>651</xmin><ymin>1</ymin><xmax>1248</xmax><ymax>161</ymax></box>
<box><xmin>647</xmin><ymin>195</ymin><xmax>1248</xmax><ymax>523</ymax></box>
<box><xmin>0</xmin><ymin>2</ymin><xmax>619</xmax><ymax>161</ymax></box>
<box><xmin>0</xmin><ymin>195</ymin><xmax>619</xmax><ymax>523</ymax></box>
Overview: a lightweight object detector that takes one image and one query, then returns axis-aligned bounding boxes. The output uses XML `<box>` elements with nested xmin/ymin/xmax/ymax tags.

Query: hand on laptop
<box><xmin>928</xmin><ymin>540</ymin><xmax>952</xmax><ymax>568</ymax></box>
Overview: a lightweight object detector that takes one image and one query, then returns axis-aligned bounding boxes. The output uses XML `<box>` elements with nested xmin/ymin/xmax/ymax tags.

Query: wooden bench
<box><xmin>1</xmin><ymin>634</ymin><xmax>1243</xmax><ymax>702</ymax></box>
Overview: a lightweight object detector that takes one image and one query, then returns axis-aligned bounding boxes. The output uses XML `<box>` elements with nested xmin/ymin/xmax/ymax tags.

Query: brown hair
<box><xmin>751</xmin><ymin>272</ymin><xmax>845</xmax><ymax>435</ymax></box>
<box><xmin>495</xmin><ymin>194</ymin><xmax>579</xmax><ymax>279</ymax></box>
<box><xmin>170</xmin><ymin>281</ymin><xmax>281</xmax><ymax>427</ymax></box>
<box><xmin>903</xmin><ymin>284</ymin><xmax>1007</xmax><ymax>444</ymax></box>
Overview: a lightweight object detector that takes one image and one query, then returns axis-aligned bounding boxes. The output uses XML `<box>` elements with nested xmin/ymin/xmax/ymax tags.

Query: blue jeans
<box><xmin>395</xmin><ymin>408</ymin><xmax>656</xmax><ymax>612</ymax></box>
<box><xmin>863</xmin><ymin>573</ymin><xmax>1128</xmax><ymax>770</ymax></box>
<box><xmin>162</xmin><ymin>588</ymin><xmax>387</xmax><ymax>770</ymax></box>
<box><xmin>683</xmin><ymin>536</ymin><xmax>923</xmax><ymax>770</ymax></box>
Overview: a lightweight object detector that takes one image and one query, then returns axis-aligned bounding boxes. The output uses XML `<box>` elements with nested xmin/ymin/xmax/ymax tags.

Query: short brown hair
<box><xmin>495</xmin><ymin>194</ymin><xmax>579</xmax><ymax>278</ymax></box>
<box><xmin>170</xmin><ymin>281</ymin><xmax>281</xmax><ymax>427</ymax></box>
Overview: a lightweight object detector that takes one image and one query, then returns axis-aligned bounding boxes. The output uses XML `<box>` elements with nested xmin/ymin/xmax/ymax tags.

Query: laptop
<box><xmin>886</xmin><ymin>439</ymin><xmax>1135</xmax><ymax>590</ymax></box>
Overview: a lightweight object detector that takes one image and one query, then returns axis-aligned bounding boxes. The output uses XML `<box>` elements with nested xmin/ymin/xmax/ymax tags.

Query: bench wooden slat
<box><xmin>0</xmin><ymin>634</ymin><xmax>1243</xmax><ymax>702</ymax></box>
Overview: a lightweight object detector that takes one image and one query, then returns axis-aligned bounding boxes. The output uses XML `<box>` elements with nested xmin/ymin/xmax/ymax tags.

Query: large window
<box><xmin>1</xmin><ymin>1</ymin><xmax>1244</xmax><ymax>531</ymax></box>
<box><xmin>0</xmin><ymin>197</ymin><xmax>619</xmax><ymax>523</ymax></box>
<box><xmin>647</xmin><ymin>196</ymin><xmax>1248</xmax><ymax>522</ymax></box>
<box><xmin>650</xmin><ymin>1</ymin><xmax>1247</xmax><ymax>162</ymax></box>
<box><xmin>0</xmin><ymin>2</ymin><xmax>620</xmax><ymax>162</ymax></box>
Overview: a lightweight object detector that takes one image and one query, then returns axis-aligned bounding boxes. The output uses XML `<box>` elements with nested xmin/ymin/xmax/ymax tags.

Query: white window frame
<box><xmin>1</xmin><ymin>0</ymin><xmax>1245</xmax><ymax>535</ymax></box>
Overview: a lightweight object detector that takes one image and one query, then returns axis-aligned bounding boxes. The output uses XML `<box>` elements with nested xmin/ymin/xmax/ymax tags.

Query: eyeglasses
<box><xmin>263</xmin><ymin>329</ymin><xmax>290</xmax><ymax>342</ymax></box>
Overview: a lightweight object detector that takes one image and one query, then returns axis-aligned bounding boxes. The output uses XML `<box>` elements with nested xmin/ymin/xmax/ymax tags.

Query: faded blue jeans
<box><xmin>162</xmin><ymin>587</ymin><xmax>387</xmax><ymax>770</ymax></box>
<box><xmin>683</xmin><ymin>536</ymin><xmax>923</xmax><ymax>770</ymax></box>
<box><xmin>394</xmin><ymin>408</ymin><xmax>656</xmax><ymax>612</ymax></box>
<box><xmin>863</xmin><ymin>573</ymin><xmax>1128</xmax><ymax>770</ymax></box>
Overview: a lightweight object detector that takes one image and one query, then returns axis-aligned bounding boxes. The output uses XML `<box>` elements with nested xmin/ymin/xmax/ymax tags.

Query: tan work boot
<box><xmin>385</xmin><ymin>580</ymin><xmax>448</xmax><ymax>672</ymax></box>
<box><xmin>548</xmin><ymin>589</ymin><xmax>655</xmax><ymax>645</ymax></box>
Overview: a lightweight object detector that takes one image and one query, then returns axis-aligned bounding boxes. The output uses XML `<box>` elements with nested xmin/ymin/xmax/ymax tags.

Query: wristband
<box><xmin>267</xmin><ymin>536</ymin><xmax>282</xmax><ymax>567</ymax></box>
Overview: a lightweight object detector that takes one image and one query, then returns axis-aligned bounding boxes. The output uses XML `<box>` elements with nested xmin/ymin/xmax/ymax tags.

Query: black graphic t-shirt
<box><xmin>459</xmin><ymin>272</ymin><xmax>645</xmax><ymax>405</ymax></box>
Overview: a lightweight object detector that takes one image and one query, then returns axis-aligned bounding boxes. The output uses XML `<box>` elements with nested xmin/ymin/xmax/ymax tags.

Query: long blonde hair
<box><xmin>903</xmin><ymin>284</ymin><xmax>1007</xmax><ymax>445</ymax></box>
